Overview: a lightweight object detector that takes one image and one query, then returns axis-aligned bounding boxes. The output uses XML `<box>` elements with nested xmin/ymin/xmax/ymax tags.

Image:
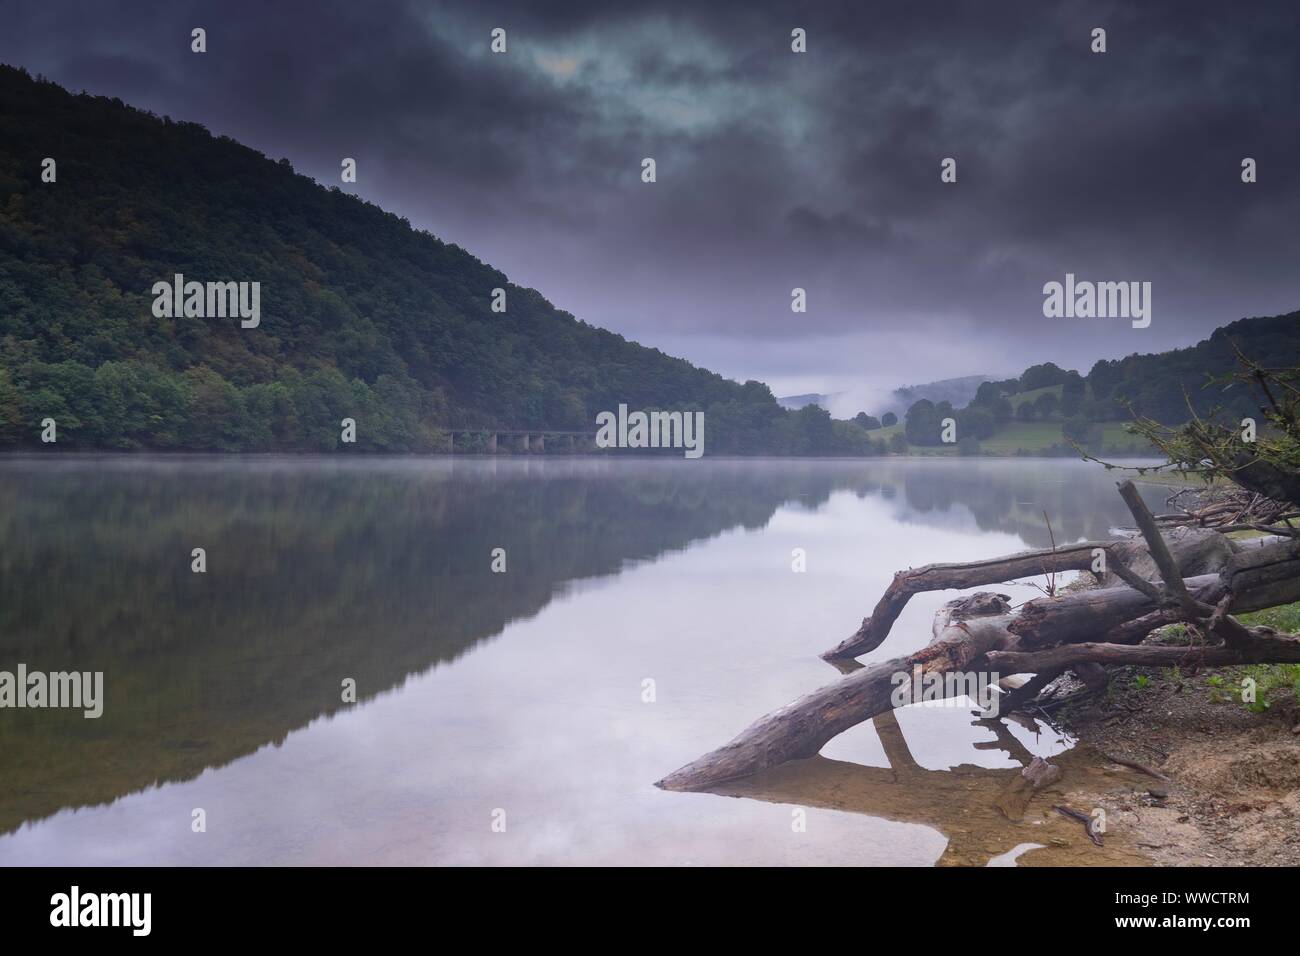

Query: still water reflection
<box><xmin>0</xmin><ymin>455</ymin><xmax>1163</xmax><ymax>865</ymax></box>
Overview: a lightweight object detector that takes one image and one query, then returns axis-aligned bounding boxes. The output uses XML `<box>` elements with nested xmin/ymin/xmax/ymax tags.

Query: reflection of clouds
<box><xmin>0</xmin><ymin>458</ymin><xmax>1145</xmax><ymax>866</ymax></box>
<box><xmin>823</xmin><ymin>703</ymin><xmax>1070</xmax><ymax>773</ymax></box>
<box><xmin>988</xmin><ymin>843</ymin><xmax>1045</xmax><ymax>867</ymax></box>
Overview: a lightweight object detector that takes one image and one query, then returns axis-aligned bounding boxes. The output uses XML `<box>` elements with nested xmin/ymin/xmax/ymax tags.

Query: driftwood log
<box><xmin>658</xmin><ymin>480</ymin><xmax>1300</xmax><ymax>792</ymax></box>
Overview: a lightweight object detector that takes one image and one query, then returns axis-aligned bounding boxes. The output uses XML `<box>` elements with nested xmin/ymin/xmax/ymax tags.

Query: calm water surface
<box><xmin>0</xmin><ymin>456</ymin><xmax>1165</xmax><ymax>865</ymax></box>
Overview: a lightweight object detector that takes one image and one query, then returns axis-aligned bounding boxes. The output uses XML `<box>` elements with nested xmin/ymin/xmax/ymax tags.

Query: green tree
<box><xmin>0</xmin><ymin>368</ymin><xmax>22</xmax><ymax>443</ymax></box>
<box><xmin>1062</xmin><ymin>416</ymin><xmax>1102</xmax><ymax>452</ymax></box>
<box><xmin>1124</xmin><ymin>350</ymin><xmax>1300</xmax><ymax>505</ymax></box>
<box><xmin>904</xmin><ymin>399</ymin><xmax>941</xmax><ymax>445</ymax></box>
<box><xmin>972</xmin><ymin>381</ymin><xmax>1004</xmax><ymax>407</ymax></box>
<box><xmin>1020</xmin><ymin>362</ymin><xmax>1069</xmax><ymax>391</ymax></box>
<box><xmin>795</xmin><ymin>404</ymin><xmax>836</xmax><ymax>454</ymax></box>
<box><xmin>957</xmin><ymin>405</ymin><xmax>997</xmax><ymax>439</ymax></box>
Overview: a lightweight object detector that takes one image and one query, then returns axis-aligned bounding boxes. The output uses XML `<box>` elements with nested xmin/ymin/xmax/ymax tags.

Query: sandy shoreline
<box><xmin>1058</xmin><ymin>662</ymin><xmax>1300</xmax><ymax>866</ymax></box>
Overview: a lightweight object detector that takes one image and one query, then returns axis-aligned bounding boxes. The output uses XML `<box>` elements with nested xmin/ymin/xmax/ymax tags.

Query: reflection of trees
<box><xmin>0</xmin><ymin>459</ymin><xmax>854</xmax><ymax>835</ymax></box>
<box><xmin>890</xmin><ymin>461</ymin><xmax>1161</xmax><ymax>546</ymax></box>
<box><xmin>0</xmin><ymin>457</ymin><xmax>1156</xmax><ymax>836</ymax></box>
<box><xmin>709</xmin><ymin>710</ymin><xmax>1147</xmax><ymax>867</ymax></box>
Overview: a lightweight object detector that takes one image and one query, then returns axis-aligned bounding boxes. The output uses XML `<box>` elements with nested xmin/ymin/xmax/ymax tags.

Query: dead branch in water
<box><xmin>658</xmin><ymin>480</ymin><xmax>1300</xmax><ymax>792</ymax></box>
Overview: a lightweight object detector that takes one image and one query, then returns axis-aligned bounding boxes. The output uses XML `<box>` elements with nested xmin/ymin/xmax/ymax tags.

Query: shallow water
<box><xmin>0</xmin><ymin>455</ymin><xmax>1163</xmax><ymax>865</ymax></box>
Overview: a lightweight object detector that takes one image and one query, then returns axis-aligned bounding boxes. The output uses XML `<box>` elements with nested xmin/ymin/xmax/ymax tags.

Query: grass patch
<box><xmin>979</xmin><ymin>421</ymin><xmax>1066</xmax><ymax>453</ymax></box>
<box><xmin>1008</xmin><ymin>384</ymin><xmax>1063</xmax><ymax>409</ymax></box>
<box><xmin>1097</xmin><ymin>422</ymin><xmax>1155</xmax><ymax>453</ymax></box>
<box><xmin>1214</xmin><ymin>601</ymin><xmax>1300</xmax><ymax>711</ymax></box>
<box><xmin>1146</xmin><ymin>602</ymin><xmax>1300</xmax><ymax>711</ymax></box>
<box><xmin>1239</xmin><ymin>601</ymin><xmax>1300</xmax><ymax>632</ymax></box>
<box><xmin>873</xmin><ymin>415</ymin><xmax>1155</xmax><ymax>456</ymax></box>
<box><xmin>1220</xmin><ymin>663</ymin><xmax>1300</xmax><ymax>712</ymax></box>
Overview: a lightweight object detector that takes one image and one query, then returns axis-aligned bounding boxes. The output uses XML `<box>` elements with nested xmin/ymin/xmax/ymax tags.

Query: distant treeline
<box><xmin>895</xmin><ymin>312</ymin><xmax>1299</xmax><ymax>451</ymax></box>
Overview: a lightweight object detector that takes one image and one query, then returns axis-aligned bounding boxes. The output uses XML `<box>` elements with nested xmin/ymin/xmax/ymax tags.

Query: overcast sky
<box><xmin>3</xmin><ymin>0</ymin><xmax>1297</xmax><ymax>414</ymax></box>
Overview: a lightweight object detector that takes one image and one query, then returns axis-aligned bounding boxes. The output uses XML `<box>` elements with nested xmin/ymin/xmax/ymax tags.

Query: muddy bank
<box><xmin>1057</xmin><ymin>665</ymin><xmax>1300</xmax><ymax>866</ymax></box>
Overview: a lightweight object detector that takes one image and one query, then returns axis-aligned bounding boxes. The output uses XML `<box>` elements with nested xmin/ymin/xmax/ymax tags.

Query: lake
<box><xmin>0</xmin><ymin>455</ymin><xmax>1166</xmax><ymax>866</ymax></box>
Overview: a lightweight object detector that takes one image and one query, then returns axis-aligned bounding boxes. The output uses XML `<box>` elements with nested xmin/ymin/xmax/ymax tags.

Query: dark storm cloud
<box><xmin>2</xmin><ymin>0</ymin><xmax>1297</xmax><ymax>405</ymax></box>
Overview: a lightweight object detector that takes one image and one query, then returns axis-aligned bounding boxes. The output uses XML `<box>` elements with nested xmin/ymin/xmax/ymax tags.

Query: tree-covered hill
<box><xmin>0</xmin><ymin>65</ymin><xmax>852</xmax><ymax>453</ymax></box>
<box><xmin>1083</xmin><ymin>313</ymin><xmax>1300</xmax><ymax>423</ymax></box>
<box><xmin>895</xmin><ymin>311</ymin><xmax>1300</xmax><ymax>455</ymax></box>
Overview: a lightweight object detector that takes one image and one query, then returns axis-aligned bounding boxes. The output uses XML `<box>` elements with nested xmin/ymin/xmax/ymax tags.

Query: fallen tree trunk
<box><xmin>659</xmin><ymin>481</ymin><xmax>1300</xmax><ymax>792</ymax></box>
<box><xmin>821</xmin><ymin>541</ymin><xmax>1113</xmax><ymax>660</ymax></box>
<box><xmin>822</xmin><ymin>527</ymin><xmax>1233</xmax><ymax>661</ymax></box>
<box><xmin>986</xmin><ymin>630</ymin><xmax>1300</xmax><ymax>673</ymax></box>
<box><xmin>657</xmin><ymin>618</ymin><xmax>1009</xmax><ymax>792</ymax></box>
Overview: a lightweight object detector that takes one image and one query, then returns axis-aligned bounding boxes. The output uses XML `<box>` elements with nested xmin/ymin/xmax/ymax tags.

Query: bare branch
<box><xmin>1105</xmin><ymin>548</ymin><xmax>1164</xmax><ymax>602</ymax></box>
<box><xmin>1117</xmin><ymin>480</ymin><xmax>1204</xmax><ymax>620</ymax></box>
<box><xmin>986</xmin><ymin>631</ymin><xmax>1300</xmax><ymax>672</ymax></box>
<box><xmin>821</xmin><ymin>539</ymin><xmax>1114</xmax><ymax>660</ymax></box>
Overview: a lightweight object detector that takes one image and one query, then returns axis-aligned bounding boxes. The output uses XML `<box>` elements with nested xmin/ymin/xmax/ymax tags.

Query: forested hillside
<box><xmin>892</xmin><ymin>311</ymin><xmax>1300</xmax><ymax>456</ymax></box>
<box><xmin>1084</xmin><ymin>313</ymin><xmax>1300</xmax><ymax>422</ymax></box>
<box><xmin>0</xmin><ymin>65</ymin><xmax>851</xmax><ymax>453</ymax></box>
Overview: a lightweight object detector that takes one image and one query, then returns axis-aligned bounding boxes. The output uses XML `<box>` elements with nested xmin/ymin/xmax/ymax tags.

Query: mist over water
<box><xmin>0</xmin><ymin>455</ymin><xmax>1164</xmax><ymax>865</ymax></box>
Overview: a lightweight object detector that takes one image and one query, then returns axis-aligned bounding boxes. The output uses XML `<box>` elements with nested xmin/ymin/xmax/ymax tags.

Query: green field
<box><xmin>875</xmin><ymin>422</ymin><xmax>904</xmax><ymax>440</ymax></box>
<box><xmin>870</xmin><ymin>417</ymin><xmax>1156</xmax><ymax>456</ymax></box>
<box><xmin>1007</xmin><ymin>384</ymin><xmax>1063</xmax><ymax>409</ymax></box>
<box><xmin>978</xmin><ymin>422</ymin><xmax>1067</xmax><ymax>453</ymax></box>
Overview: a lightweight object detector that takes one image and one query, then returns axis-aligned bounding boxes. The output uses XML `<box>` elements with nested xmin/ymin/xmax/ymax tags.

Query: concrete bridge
<box><xmin>448</xmin><ymin>428</ymin><xmax>599</xmax><ymax>454</ymax></box>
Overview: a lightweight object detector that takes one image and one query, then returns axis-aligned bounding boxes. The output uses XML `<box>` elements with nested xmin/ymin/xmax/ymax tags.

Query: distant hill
<box><xmin>0</xmin><ymin>65</ymin><xmax>854</xmax><ymax>455</ymax></box>
<box><xmin>888</xmin><ymin>375</ymin><xmax>989</xmax><ymax>417</ymax></box>
<box><xmin>1083</xmin><ymin>313</ymin><xmax>1300</xmax><ymax>423</ymax></box>
<box><xmin>889</xmin><ymin>311</ymin><xmax>1300</xmax><ymax>456</ymax></box>
<box><xmin>777</xmin><ymin>392</ymin><xmax>837</xmax><ymax>411</ymax></box>
<box><xmin>780</xmin><ymin>376</ymin><xmax>988</xmax><ymax>417</ymax></box>
<box><xmin>967</xmin><ymin>313</ymin><xmax>1300</xmax><ymax>425</ymax></box>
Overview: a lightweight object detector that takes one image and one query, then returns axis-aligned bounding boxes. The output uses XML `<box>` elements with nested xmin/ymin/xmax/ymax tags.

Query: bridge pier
<box><xmin>447</xmin><ymin>428</ymin><xmax>596</xmax><ymax>454</ymax></box>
